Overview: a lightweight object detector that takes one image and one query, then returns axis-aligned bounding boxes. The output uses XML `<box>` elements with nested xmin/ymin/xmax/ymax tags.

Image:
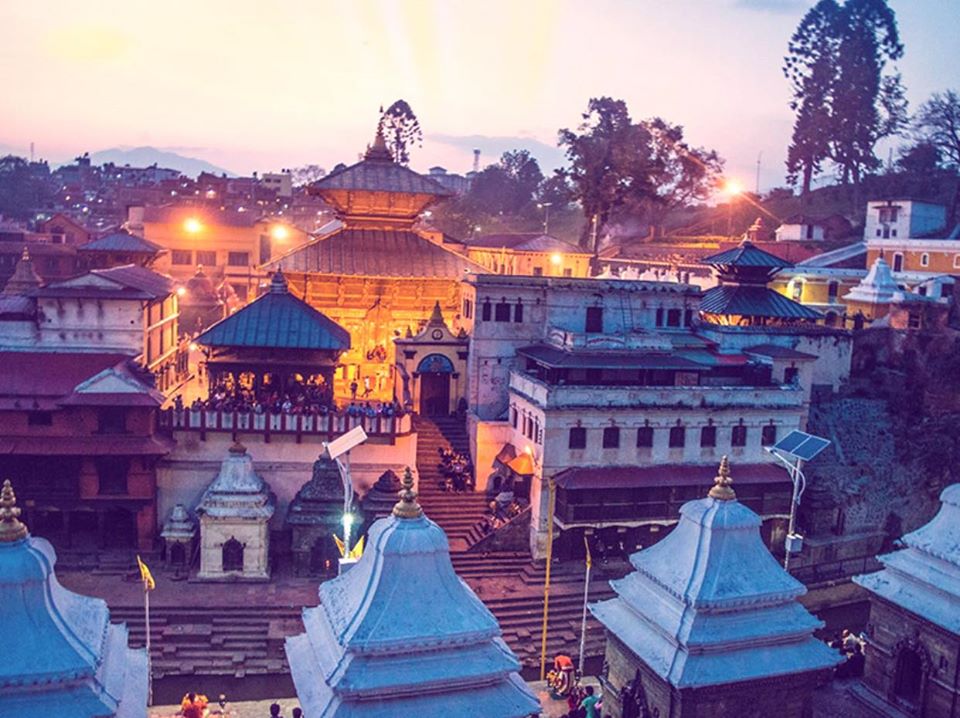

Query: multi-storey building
<box><xmin>465</xmin><ymin>232</ymin><xmax>593</xmax><ymax>278</ymax></box>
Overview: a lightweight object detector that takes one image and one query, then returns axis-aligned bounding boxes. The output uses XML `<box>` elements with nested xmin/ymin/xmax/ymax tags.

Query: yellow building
<box><xmin>464</xmin><ymin>233</ymin><xmax>592</xmax><ymax>278</ymax></box>
<box><xmin>265</xmin><ymin>129</ymin><xmax>488</xmax><ymax>403</ymax></box>
<box><xmin>129</xmin><ymin>205</ymin><xmax>308</xmax><ymax>302</ymax></box>
<box><xmin>866</xmin><ymin>237</ymin><xmax>960</xmax><ymax>275</ymax></box>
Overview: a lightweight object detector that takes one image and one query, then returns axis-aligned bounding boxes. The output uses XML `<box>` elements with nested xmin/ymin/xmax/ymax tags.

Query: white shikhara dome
<box><xmin>590</xmin><ymin>458</ymin><xmax>841</xmax><ymax>688</ymax></box>
<box><xmin>284</xmin><ymin>471</ymin><xmax>540</xmax><ymax>717</ymax></box>
<box><xmin>0</xmin><ymin>480</ymin><xmax>148</xmax><ymax>718</ymax></box>
<box><xmin>855</xmin><ymin>482</ymin><xmax>960</xmax><ymax>635</ymax></box>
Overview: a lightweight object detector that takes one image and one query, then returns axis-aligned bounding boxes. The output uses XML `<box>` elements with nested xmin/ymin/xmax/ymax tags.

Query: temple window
<box><xmin>636</xmin><ymin>426</ymin><xmax>654</xmax><ymax>448</ymax></box>
<box><xmin>495</xmin><ymin>300</ymin><xmax>511</xmax><ymax>322</ymax></box>
<box><xmin>761</xmin><ymin>424</ymin><xmax>777</xmax><ymax>446</ymax></box>
<box><xmin>602</xmin><ymin>427</ymin><xmax>620</xmax><ymax>449</ymax></box>
<box><xmin>514</xmin><ymin>300</ymin><xmax>524</xmax><ymax>323</ymax></box>
<box><xmin>27</xmin><ymin>411</ymin><xmax>53</xmax><ymax>426</ymax></box>
<box><xmin>197</xmin><ymin>250</ymin><xmax>217</xmax><ymax>266</ymax></box>
<box><xmin>463</xmin><ymin>298</ymin><xmax>473</xmax><ymax>319</ymax></box>
<box><xmin>666</xmin><ymin>308</ymin><xmax>682</xmax><ymax>327</ymax></box>
<box><xmin>920</xmin><ymin>253</ymin><xmax>929</xmax><ymax>267</ymax></box>
<box><xmin>481</xmin><ymin>299</ymin><xmax>492</xmax><ymax>321</ymax></box>
<box><xmin>894</xmin><ymin>648</ymin><xmax>923</xmax><ymax>702</ymax></box>
<box><xmin>97</xmin><ymin>408</ymin><xmax>127</xmax><ymax>434</ymax></box>
<box><xmin>568</xmin><ymin>427</ymin><xmax>586</xmax><ymax>449</ymax></box>
<box><xmin>96</xmin><ymin>457</ymin><xmax>130</xmax><ymax>495</ymax></box>
<box><xmin>228</xmin><ymin>251</ymin><xmax>250</xmax><ymax>267</ymax></box>
<box><xmin>669</xmin><ymin>425</ymin><xmax>686</xmax><ymax>448</ymax></box>
<box><xmin>828</xmin><ymin>281</ymin><xmax>839</xmax><ymax>301</ymax></box>
<box><xmin>172</xmin><ymin>249</ymin><xmax>192</xmax><ymax>265</ymax></box>
<box><xmin>655</xmin><ymin>308</ymin><xmax>664</xmax><ymax>327</ymax></box>
<box><xmin>732</xmin><ymin>423</ymin><xmax>747</xmax><ymax>447</ymax></box>
<box><xmin>700</xmin><ymin>425</ymin><xmax>716</xmax><ymax>448</ymax></box>
<box><xmin>510</xmin><ymin>406</ymin><xmax>518</xmax><ymax>428</ymax></box>
<box><xmin>532</xmin><ymin>267</ymin><xmax>543</xmax><ymax>276</ymax></box>
<box><xmin>585</xmin><ymin>306</ymin><xmax>603</xmax><ymax>333</ymax></box>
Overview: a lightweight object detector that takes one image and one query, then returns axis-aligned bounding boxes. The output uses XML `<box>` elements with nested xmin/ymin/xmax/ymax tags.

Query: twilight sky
<box><xmin>1</xmin><ymin>0</ymin><xmax>957</xmax><ymax>190</ymax></box>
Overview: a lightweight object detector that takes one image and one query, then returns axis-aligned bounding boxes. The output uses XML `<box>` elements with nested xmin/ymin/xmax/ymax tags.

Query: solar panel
<box><xmin>772</xmin><ymin>430</ymin><xmax>831</xmax><ymax>462</ymax></box>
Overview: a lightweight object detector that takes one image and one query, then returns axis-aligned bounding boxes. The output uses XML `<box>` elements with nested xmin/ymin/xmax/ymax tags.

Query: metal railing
<box><xmin>159</xmin><ymin>408</ymin><xmax>413</xmax><ymax>441</ymax></box>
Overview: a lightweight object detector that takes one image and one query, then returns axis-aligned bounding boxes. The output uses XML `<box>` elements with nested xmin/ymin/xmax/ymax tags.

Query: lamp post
<box><xmin>323</xmin><ymin>425</ymin><xmax>369</xmax><ymax>572</ymax></box>
<box><xmin>537</xmin><ymin>202</ymin><xmax>553</xmax><ymax>235</ymax></box>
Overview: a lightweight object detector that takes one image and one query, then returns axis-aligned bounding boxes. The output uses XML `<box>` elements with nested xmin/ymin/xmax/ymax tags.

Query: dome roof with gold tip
<box><xmin>590</xmin><ymin>459</ymin><xmax>841</xmax><ymax>688</ymax></box>
<box><xmin>0</xmin><ymin>480</ymin><xmax>148</xmax><ymax>717</ymax></box>
<box><xmin>284</xmin><ymin>469</ymin><xmax>539</xmax><ymax>717</ymax></box>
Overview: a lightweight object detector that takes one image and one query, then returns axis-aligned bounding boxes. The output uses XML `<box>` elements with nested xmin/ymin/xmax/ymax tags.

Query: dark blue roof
<box><xmin>78</xmin><ymin>232</ymin><xmax>162</xmax><ymax>254</ymax></box>
<box><xmin>701</xmin><ymin>241</ymin><xmax>793</xmax><ymax>269</ymax></box>
<box><xmin>197</xmin><ymin>272</ymin><xmax>350</xmax><ymax>351</ymax></box>
<box><xmin>700</xmin><ymin>286</ymin><xmax>822</xmax><ymax>320</ymax></box>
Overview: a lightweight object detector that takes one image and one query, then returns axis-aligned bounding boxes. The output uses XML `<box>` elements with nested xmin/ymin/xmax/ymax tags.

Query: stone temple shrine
<box><xmin>852</xmin><ymin>482</ymin><xmax>960</xmax><ymax>716</ymax></box>
<box><xmin>0</xmin><ymin>480</ymin><xmax>147</xmax><ymax>717</ymax></box>
<box><xmin>285</xmin><ymin>469</ymin><xmax>540</xmax><ymax>716</ymax></box>
<box><xmin>590</xmin><ymin>458</ymin><xmax>841</xmax><ymax>718</ymax></box>
<box><xmin>197</xmin><ymin>442</ymin><xmax>276</xmax><ymax>580</ymax></box>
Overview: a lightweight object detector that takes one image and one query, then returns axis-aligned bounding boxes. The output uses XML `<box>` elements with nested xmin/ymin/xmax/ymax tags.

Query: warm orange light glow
<box><xmin>188</xmin><ymin>342</ymin><xmax>198</xmax><ymax>352</ymax></box>
<box><xmin>550</xmin><ymin>252</ymin><xmax>563</xmax><ymax>266</ymax></box>
<box><xmin>722</xmin><ymin>179</ymin><xmax>744</xmax><ymax>197</ymax></box>
<box><xmin>176</xmin><ymin>286</ymin><xmax>186</xmax><ymax>297</ymax></box>
<box><xmin>183</xmin><ymin>217</ymin><xmax>203</xmax><ymax>234</ymax></box>
<box><xmin>271</xmin><ymin>224</ymin><xmax>289</xmax><ymax>240</ymax></box>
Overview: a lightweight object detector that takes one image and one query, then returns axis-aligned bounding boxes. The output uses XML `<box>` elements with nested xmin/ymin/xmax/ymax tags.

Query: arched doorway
<box><xmin>417</xmin><ymin>354</ymin><xmax>454</xmax><ymax>417</ymax></box>
<box><xmin>309</xmin><ymin>535</ymin><xmax>339</xmax><ymax>577</ymax></box>
<box><xmin>894</xmin><ymin>647</ymin><xmax>924</xmax><ymax>703</ymax></box>
<box><xmin>169</xmin><ymin>543</ymin><xmax>186</xmax><ymax>566</ymax></box>
<box><xmin>222</xmin><ymin>537</ymin><xmax>244</xmax><ymax>572</ymax></box>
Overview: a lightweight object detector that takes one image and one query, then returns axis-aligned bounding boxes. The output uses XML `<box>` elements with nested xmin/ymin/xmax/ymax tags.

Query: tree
<box><xmin>913</xmin><ymin>90</ymin><xmax>960</xmax><ymax>169</ymax></box>
<box><xmin>783</xmin><ymin>0</ymin><xmax>841</xmax><ymax>197</ymax></box>
<box><xmin>289</xmin><ymin>165</ymin><xmax>326</xmax><ymax>186</ymax></box>
<box><xmin>783</xmin><ymin>0</ymin><xmax>906</xmax><ymax>193</ymax></box>
<box><xmin>896</xmin><ymin>142</ymin><xmax>942</xmax><ymax>176</ymax></box>
<box><xmin>378</xmin><ymin>100</ymin><xmax>422</xmax><ymax>165</ymax></box>
<box><xmin>0</xmin><ymin>155</ymin><xmax>53</xmax><ymax>221</ymax></box>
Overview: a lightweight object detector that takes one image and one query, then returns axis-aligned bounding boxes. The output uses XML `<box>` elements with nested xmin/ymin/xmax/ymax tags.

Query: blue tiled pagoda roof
<box><xmin>701</xmin><ymin>240</ymin><xmax>793</xmax><ymax>269</ymax></box>
<box><xmin>197</xmin><ymin>270</ymin><xmax>350</xmax><ymax>350</ymax></box>
<box><xmin>700</xmin><ymin>285</ymin><xmax>823</xmax><ymax>320</ymax></box>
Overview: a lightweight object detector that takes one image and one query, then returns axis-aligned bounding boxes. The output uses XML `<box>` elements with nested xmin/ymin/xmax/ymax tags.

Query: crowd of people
<box><xmin>174</xmin><ymin>380</ymin><xmax>406</xmax><ymax>420</ymax></box>
<box><xmin>436</xmin><ymin>447</ymin><xmax>474</xmax><ymax>492</ymax></box>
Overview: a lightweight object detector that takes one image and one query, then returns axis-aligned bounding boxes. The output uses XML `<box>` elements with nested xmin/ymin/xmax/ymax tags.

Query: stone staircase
<box><xmin>414</xmin><ymin>415</ymin><xmax>490</xmax><ymax>551</ymax></box>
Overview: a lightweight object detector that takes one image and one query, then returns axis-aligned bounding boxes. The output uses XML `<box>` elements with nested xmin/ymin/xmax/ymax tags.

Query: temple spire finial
<box><xmin>0</xmin><ymin>479</ymin><xmax>28</xmax><ymax>542</ymax></box>
<box><xmin>392</xmin><ymin>467</ymin><xmax>423</xmax><ymax>519</ymax></box>
<box><xmin>708</xmin><ymin>456</ymin><xmax>736</xmax><ymax>501</ymax></box>
<box><xmin>365</xmin><ymin>117</ymin><xmax>394</xmax><ymax>162</ymax></box>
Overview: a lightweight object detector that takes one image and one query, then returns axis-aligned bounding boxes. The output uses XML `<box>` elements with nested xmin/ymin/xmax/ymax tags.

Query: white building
<box><xmin>261</xmin><ymin>171</ymin><xmax>293</xmax><ymax>198</ymax></box>
<box><xmin>864</xmin><ymin>200</ymin><xmax>947</xmax><ymax>241</ymax></box>
<box><xmin>285</xmin><ymin>470</ymin><xmax>540</xmax><ymax>717</ymax></box>
<box><xmin>776</xmin><ymin>220</ymin><xmax>825</xmax><ymax>242</ymax></box>
<box><xmin>197</xmin><ymin>442</ymin><xmax>276</xmax><ymax>580</ymax></box>
<box><xmin>0</xmin><ymin>480</ymin><xmax>148</xmax><ymax>717</ymax></box>
<box><xmin>462</xmin><ymin>271</ymin><xmax>849</xmax><ymax>558</ymax></box>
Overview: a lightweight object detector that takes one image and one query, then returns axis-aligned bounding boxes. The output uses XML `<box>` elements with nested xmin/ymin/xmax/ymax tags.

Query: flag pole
<box><xmin>144</xmin><ymin>576</ymin><xmax>153</xmax><ymax>707</ymax></box>
<box><xmin>538</xmin><ymin>479</ymin><xmax>556</xmax><ymax>681</ymax></box>
<box><xmin>578</xmin><ymin>535</ymin><xmax>592</xmax><ymax>677</ymax></box>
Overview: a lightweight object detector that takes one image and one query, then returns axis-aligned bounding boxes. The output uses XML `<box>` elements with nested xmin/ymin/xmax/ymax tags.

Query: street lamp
<box><xmin>183</xmin><ymin>217</ymin><xmax>203</xmax><ymax>234</ymax></box>
<box><xmin>270</xmin><ymin>224</ymin><xmax>289</xmax><ymax>241</ymax></box>
<box><xmin>765</xmin><ymin>430</ymin><xmax>831</xmax><ymax>571</ymax></box>
<box><xmin>721</xmin><ymin>179</ymin><xmax>743</xmax><ymax>237</ymax></box>
<box><xmin>537</xmin><ymin>202</ymin><xmax>553</xmax><ymax>235</ymax></box>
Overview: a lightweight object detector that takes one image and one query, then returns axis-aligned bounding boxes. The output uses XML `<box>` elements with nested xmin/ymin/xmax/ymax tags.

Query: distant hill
<box><xmin>82</xmin><ymin>146</ymin><xmax>235</xmax><ymax>178</ymax></box>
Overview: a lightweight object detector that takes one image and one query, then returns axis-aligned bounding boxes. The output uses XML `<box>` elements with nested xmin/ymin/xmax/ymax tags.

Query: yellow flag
<box><xmin>137</xmin><ymin>555</ymin><xmax>156</xmax><ymax>591</ymax></box>
<box><xmin>349</xmin><ymin>535</ymin><xmax>365</xmax><ymax>560</ymax></box>
<box><xmin>333</xmin><ymin>534</ymin><xmax>346</xmax><ymax>558</ymax></box>
<box><xmin>584</xmin><ymin>535</ymin><xmax>592</xmax><ymax>570</ymax></box>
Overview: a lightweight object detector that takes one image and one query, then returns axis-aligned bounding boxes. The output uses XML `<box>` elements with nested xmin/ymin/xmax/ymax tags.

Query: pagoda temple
<box><xmin>197</xmin><ymin>442</ymin><xmax>276</xmax><ymax>579</ymax></box>
<box><xmin>590</xmin><ymin>458</ymin><xmax>840</xmax><ymax>718</ymax></box>
<box><xmin>287</xmin><ymin>454</ymin><xmax>353</xmax><ymax>576</ymax></box>
<box><xmin>196</xmin><ymin>268</ymin><xmax>350</xmax><ymax>396</ymax></box>
<box><xmin>1</xmin><ymin>247</ymin><xmax>42</xmax><ymax>295</ymax></box>
<box><xmin>285</xmin><ymin>469</ymin><xmax>540</xmax><ymax>716</ymax></box>
<box><xmin>700</xmin><ymin>240</ymin><xmax>822</xmax><ymax>326</ymax></box>
<box><xmin>852</xmin><ymin>482</ymin><xmax>960</xmax><ymax>716</ymax></box>
<box><xmin>265</xmin><ymin>123</ymin><xmax>486</xmax><ymax>402</ymax></box>
<box><xmin>359</xmin><ymin>469</ymin><xmax>402</xmax><ymax>523</ymax></box>
<box><xmin>0</xmin><ymin>480</ymin><xmax>148</xmax><ymax>717</ymax></box>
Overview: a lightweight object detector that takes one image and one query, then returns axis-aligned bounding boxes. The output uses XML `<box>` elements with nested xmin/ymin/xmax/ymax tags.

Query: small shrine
<box><xmin>2</xmin><ymin>247</ymin><xmax>42</xmax><ymax>296</ymax></box>
<box><xmin>197</xmin><ymin>442</ymin><xmax>276</xmax><ymax>580</ymax></box>
<box><xmin>852</xmin><ymin>482</ymin><xmax>960</xmax><ymax>716</ymax></box>
<box><xmin>700</xmin><ymin>240</ymin><xmax>822</xmax><ymax>326</ymax></box>
<box><xmin>285</xmin><ymin>469</ymin><xmax>540</xmax><ymax>716</ymax></box>
<box><xmin>842</xmin><ymin>256</ymin><xmax>900</xmax><ymax>321</ymax></box>
<box><xmin>590</xmin><ymin>458</ymin><xmax>840</xmax><ymax>718</ymax></box>
<box><xmin>196</xmin><ymin>268</ymin><xmax>350</xmax><ymax>398</ymax></box>
<box><xmin>0</xmin><ymin>480</ymin><xmax>147</xmax><ymax>716</ymax></box>
<box><xmin>393</xmin><ymin>301</ymin><xmax>469</xmax><ymax>416</ymax></box>
<box><xmin>161</xmin><ymin>503</ymin><xmax>197</xmax><ymax>568</ymax></box>
<box><xmin>359</xmin><ymin>469</ymin><xmax>402</xmax><ymax>523</ymax></box>
<box><xmin>287</xmin><ymin>455</ymin><xmax>352</xmax><ymax>576</ymax></box>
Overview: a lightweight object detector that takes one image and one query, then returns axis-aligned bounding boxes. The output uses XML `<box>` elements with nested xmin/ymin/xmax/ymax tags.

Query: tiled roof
<box><xmin>312</xmin><ymin>158</ymin><xmax>452</xmax><ymax>196</ymax></box>
<box><xmin>78</xmin><ymin>232</ymin><xmax>162</xmax><ymax>254</ymax></box>
<box><xmin>92</xmin><ymin>265</ymin><xmax>175</xmax><ymax>297</ymax></box>
<box><xmin>0</xmin><ymin>353</ymin><xmax>132</xmax><ymax>398</ymax></box>
<box><xmin>197</xmin><ymin>271</ymin><xmax>350</xmax><ymax>350</ymax></box>
<box><xmin>32</xmin><ymin>265</ymin><xmax>175</xmax><ymax>300</ymax></box>
<box><xmin>701</xmin><ymin>240</ymin><xmax>793</xmax><ymax>268</ymax></box>
<box><xmin>554</xmin><ymin>463</ymin><xmax>789</xmax><ymax>490</ymax></box>
<box><xmin>269</xmin><ymin>228</ymin><xmax>487</xmax><ymax>278</ymax></box>
<box><xmin>743</xmin><ymin>344</ymin><xmax>818</xmax><ymax>360</ymax></box>
<box><xmin>469</xmin><ymin>233</ymin><xmax>588</xmax><ymax>254</ymax></box>
<box><xmin>700</xmin><ymin>286</ymin><xmax>823</xmax><ymax>320</ymax></box>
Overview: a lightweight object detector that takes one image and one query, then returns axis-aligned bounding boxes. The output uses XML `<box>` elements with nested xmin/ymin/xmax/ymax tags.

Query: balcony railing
<box><xmin>159</xmin><ymin>408</ymin><xmax>412</xmax><ymax>441</ymax></box>
<box><xmin>509</xmin><ymin>370</ymin><xmax>803</xmax><ymax>410</ymax></box>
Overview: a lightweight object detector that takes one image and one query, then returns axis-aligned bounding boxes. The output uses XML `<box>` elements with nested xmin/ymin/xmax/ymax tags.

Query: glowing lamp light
<box><xmin>176</xmin><ymin>286</ymin><xmax>187</xmax><ymax>297</ymax></box>
<box><xmin>188</xmin><ymin>342</ymin><xmax>198</xmax><ymax>352</ymax></box>
<box><xmin>183</xmin><ymin>217</ymin><xmax>203</xmax><ymax>234</ymax></box>
<box><xmin>271</xmin><ymin>224</ymin><xmax>289</xmax><ymax>241</ymax></box>
<box><xmin>550</xmin><ymin>252</ymin><xmax>563</xmax><ymax>266</ymax></box>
